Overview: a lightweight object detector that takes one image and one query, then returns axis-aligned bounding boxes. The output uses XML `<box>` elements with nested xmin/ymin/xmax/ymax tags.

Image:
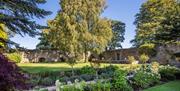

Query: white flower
<box><xmin>67</xmin><ymin>81</ymin><xmax>72</xmax><ymax>85</ymax></box>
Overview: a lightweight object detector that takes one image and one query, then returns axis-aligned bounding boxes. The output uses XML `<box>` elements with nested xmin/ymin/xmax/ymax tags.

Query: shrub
<box><xmin>112</xmin><ymin>69</ymin><xmax>133</xmax><ymax>91</ymax></box>
<box><xmin>59</xmin><ymin>76</ymin><xmax>70</xmax><ymax>83</ymax></box>
<box><xmin>132</xmin><ymin>64</ymin><xmax>161</xmax><ymax>89</ymax></box>
<box><xmin>56</xmin><ymin>80</ymin><xmax>111</xmax><ymax>91</ymax></box>
<box><xmin>80</xmin><ymin>74</ymin><xmax>96</xmax><ymax>81</ymax></box>
<box><xmin>80</xmin><ymin>66</ymin><xmax>96</xmax><ymax>75</ymax></box>
<box><xmin>132</xmin><ymin>70</ymin><xmax>160</xmax><ymax>88</ymax></box>
<box><xmin>39</xmin><ymin>77</ymin><xmax>55</xmax><ymax>86</ymax></box>
<box><xmin>151</xmin><ymin>62</ymin><xmax>159</xmax><ymax>74</ymax></box>
<box><xmin>59</xmin><ymin>74</ymin><xmax>96</xmax><ymax>83</ymax></box>
<box><xmin>86</xmin><ymin>81</ymin><xmax>111</xmax><ymax>91</ymax></box>
<box><xmin>30</xmin><ymin>75</ymin><xmax>42</xmax><ymax>86</ymax></box>
<box><xmin>99</xmin><ymin>65</ymin><xmax>118</xmax><ymax>78</ymax></box>
<box><xmin>66</xmin><ymin>57</ymin><xmax>77</xmax><ymax>76</ymax></box>
<box><xmin>0</xmin><ymin>53</ymin><xmax>28</xmax><ymax>91</ymax></box>
<box><xmin>36</xmin><ymin>71</ymin><xmax>60</xmax><ymax>77</ymax></box>
<box><xmin>68</xmin><ymin>76</ymin><xmax>83</xmax><ymax>83</ymax></box>
<box><xmin>138</xmin><ymin>43</ymin><xmax>156</xmax><ymax>57</ymax></box>
<box><xmin>159</xmin><ymin>66</ymin><xmax>180</xmax><ymax>81</ymax></box>
<box><xmin>139</xmin><ymin>54</ymin><xmax>149</xmax><ymax>64</ymax></box>
<box><xmin>6</xmin><ymin>52</ymin><xmax>22</xmax><ymax>63</ymax></box>
<box><xmin>104</xmin><ymin>65</ymin><xmax>119</xmax><ymax>72</ymax></box>
<box><xmin>128</xmin><ymin>56</ymin><xmax>136</xmax><ymax>64</ymax></box>
<box><xmin>56</xmin><ymin>80</ymin><xmax>86</xmax><ymax>91</ymax></box>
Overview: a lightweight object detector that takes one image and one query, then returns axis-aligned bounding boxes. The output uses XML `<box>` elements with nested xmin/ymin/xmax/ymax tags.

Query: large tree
<box><xmin>37</xmin><ymin>20</ymin><xmax>125</xmax><ymax>53</ymax></box>
<box><xmin>36</xmin><ymin>30</ymin><xmax>53</xmax><ymax>50</ymax></box>
<box><xmin>0</xmin><ymin>0</ymin><xmax>51</xmax><ymax>40</ymax></box>
<box><xmin>132</xmin><ymin>0</ymin><xmax>180</xmax><ymax>46</ymax></box>
<box><xmin>46</xmin><ymin>0</ymin><xmax>112</xmax><ymax>63</ymax></box>
<box><xmin>107</xmin><ymin>20</ymin><xmax>125</xmax><ymax>50</ymax></box>
<box><xmin>0</xmin><ymin>1</ymin><xmax>51</xmax><ymax>90</ymax></box>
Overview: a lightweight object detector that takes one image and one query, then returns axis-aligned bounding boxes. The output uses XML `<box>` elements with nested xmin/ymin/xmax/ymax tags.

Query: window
<box><xmin>117</xmin><ymin>53</ymin><xmax>120</xmax><ymax>60</ymax></box>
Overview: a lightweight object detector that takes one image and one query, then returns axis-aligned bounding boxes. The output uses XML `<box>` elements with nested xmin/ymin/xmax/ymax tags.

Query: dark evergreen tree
<box><xmin>0</xmin><ymin>0</ymin><xmax>51</xmax><ymax>37</ymax></box>
<box><xmin>108</xmin><ymin>20</ymin><xmax>125</xmax><ymax>50</ymax></box>
<box><xmin>36</xmin><ymin>33</ymin><xmax>52</xmax><ymax>50</ymax></box>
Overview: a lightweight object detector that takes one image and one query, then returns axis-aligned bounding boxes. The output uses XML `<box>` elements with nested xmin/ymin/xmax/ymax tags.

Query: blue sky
<box><xmin>11</xmin><ymin>0</ymin><xmax>146</xmax><ymax>49</ymax></box>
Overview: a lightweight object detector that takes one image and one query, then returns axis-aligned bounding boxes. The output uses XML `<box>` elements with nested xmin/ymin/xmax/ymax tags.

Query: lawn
<box><xmin>144</xmin><ymin>80</ymin><xmax>180</xmax><ymax>91</ymax></box>
<box><xmin>18</xmin><ymin>62</ymin><xmax>92</xmax><ymax>73</ymax></box>
<box><xmin>17</xmin><ymin>63</ymin><xmax>139</xmax><ymax>73</ymax></box>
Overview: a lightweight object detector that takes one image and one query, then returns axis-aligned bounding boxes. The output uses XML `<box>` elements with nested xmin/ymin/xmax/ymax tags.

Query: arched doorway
<box><xmin>174</xmin><ymin>52</ymin><xmax>180</xmax><ymax>62</ymax></box>
<box><xmin>38</xmin><ymin>57</ymin><xmax>46</xmax><ymax>62</ymax></box>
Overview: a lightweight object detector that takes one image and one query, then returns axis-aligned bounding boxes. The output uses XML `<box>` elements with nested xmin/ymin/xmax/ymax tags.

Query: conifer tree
<box><xmin>132</xmin><ymin>0</ymin><xmax>180</xmax><ymax>46</ymax></box>
<box><xmin>0</xmin><ymin>0</ymin><xmax>51</xmax><ymax>36</ymax></box>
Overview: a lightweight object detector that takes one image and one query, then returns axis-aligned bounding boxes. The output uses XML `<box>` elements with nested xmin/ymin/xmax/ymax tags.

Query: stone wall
<box><xmin>102</xmin><ymin>48</ymin><xmax>139</xmax><ymax>63</ymax></box>
<box><xmin>20</xmin><ymin>50</ymin><xmax>65</xmax><ymax>63</ymax></box>
<box><xmin>102</xmin><ymin>44</ymin><xmax>180</xmax><ymax>65</ymax></box>
<box><xmin>150</xmin><ymin>44</ymin><xmax>180</xmax><ymax>65</ymax></box>
<box><xmin>19</xmin><ymin>44</ymin><xmax>180</xmax><ymax>65</ymax></box>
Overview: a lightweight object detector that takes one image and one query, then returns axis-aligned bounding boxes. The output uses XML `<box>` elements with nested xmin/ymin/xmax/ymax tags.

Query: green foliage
<box><xmin>108</xmin><ymin>20</ymin><xmax>125</xmax><ymax>50</ymax></box>
<box><xmin>79</xmin><ymin>74</ymin><xmax>96</xmax><ymax>81</ymax></box>
<box><xmin>132</xmin><ymin>64</ymin><xmax>161</xmax><ymax>89</ymax></box>
<box><xmin>0</xmin><ymin>24</ymin><xmax>8</xmax><ymax>48</ymax></box>
<box><xmin>46</xmin><ymin>0</ymin><xmax>112</xmax><ymax>57</ymax></box>
<box><xmin>36</xmin><ymin>32</ymin><xmax>53</xmax><ymax>50</ymax></box>
<box><xmin>56</xmin><ymin>80</ymin><xmax>111</xmax><ymax>91</ymax></box>
<box><xmin>151</xmin><ymin>62</ymin><xmax>159</xmax><ymax>74</ymax></box>
<box><xmin>99</xmin><ymin>65</ymin><xmax>119</xmax><ymax>78</ymax></box>
<box><xmin>67</xmin><ymin>57</ymin><xmax>77</xmax><ymax>76</ymax></box>
<box><xmin>132</xmin><ymin>0</ymin><xmax>180</xmax><ymax>46</ymax></box>
<box><xmin>7</xmin><ymin>52</ymin><xmax>22</xmax><ymax>63</ymax></box>
<box><xmin>138</xmin><ymin>43</ymin><xmax>156</xmax><ymax>57</ymax></box>
<box><xmin>132</xmin><ymin>70</ymin><xmax>161</xmax><ymax>88</ymax></box>
<box><xmin>80</xmin><ymin>66</ymin><xmax>96</xmax><ymax>75</ymax></box>
<box><xmin>87</xmin><ymin>81</ymin><xmax>111</xmax><ymax>91</ymax></box>
<box><xmin>128</xmin><ymin>56</ymin><xmax>136</xmax><ymax>64</ymax></box>
<box><xmin>0</xmin><ymin>0</ymin><xmax>51</xmax><ymax>37</ymax></box>
<box><xmin>45</xmin><ymin>0</ymin><xmax>112</xmax><ymax>76</ymax></box>
<box><xmin>102</xmin><ymin>65</ymin><xmax>119</xmax><ymax>74</ymax></box>
<box><xmin>31</xmin><ymin>73</ymin><xmax>60</xmax><ymax>86</ymax></box>
<box><xmin>139</xmin><ymin>54</ymin><xmax>149</xmax><ymax>64</ymax></box>
<box><xmin>40</xmin><ymin>77</ymin><xmax>55</xmax><ymax>86</ymax></box>
<box><xmin>159</xmin><ymin>66</ymin><xmax>180</xmax><ymax>81</ymax></box>
<box><xmin>112</xmin><ymin>69</ymin><xmax>133</xmax><ymax>91</ymax></box>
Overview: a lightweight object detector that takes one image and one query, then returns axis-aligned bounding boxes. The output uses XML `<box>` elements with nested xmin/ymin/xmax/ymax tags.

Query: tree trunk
<box><xmin>84</xmin><ymin>52</ymin><xmax>87</xmax><ymax>63</ymax></box>
<box><xmin>71</xmin><ymin>65</ymin><xmax>74</xmax><ymax>76</ymax></box>
<box><xmin>84</xmin><ymin>44</ymin><xmax>88</xmax><ymax>63</ymax></box>
<box><xmin>96</xmin><ymin>70</ymin><xmax>98</xmax><ymax>79</ymax></box>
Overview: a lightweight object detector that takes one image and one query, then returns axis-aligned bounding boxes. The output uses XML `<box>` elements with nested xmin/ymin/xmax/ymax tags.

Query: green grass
<box><xmin>17</xmin><ymin>62</ymin><xmax>139</xmax><ymax>73</ymax></box>
<box><xmin>144</xmin><ymin>80</ymin><xmax>180</xmax><ymax>91</ymax></box>
<box><xmin>18</xmin><ymin>62</ymin><xmax>90</xmax><ymax>73</ymax></box>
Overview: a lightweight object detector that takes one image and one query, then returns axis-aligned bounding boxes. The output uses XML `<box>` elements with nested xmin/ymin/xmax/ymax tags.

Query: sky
<box><xmin>11</xmin><ymin>0</ymin><xmax>146</xmax><ymax>49</ymax></box>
